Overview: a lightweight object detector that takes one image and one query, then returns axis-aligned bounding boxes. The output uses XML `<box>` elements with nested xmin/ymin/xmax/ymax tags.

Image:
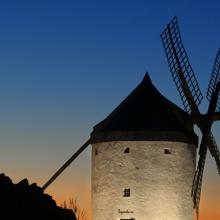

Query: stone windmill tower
<box><xmin>90</xmin><ymin>73</ymin><xmax>198</xmax><ymax>220</ymax></box>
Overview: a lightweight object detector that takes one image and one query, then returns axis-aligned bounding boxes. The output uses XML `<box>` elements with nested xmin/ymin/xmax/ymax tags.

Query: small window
<box><xmin>124</xmin><ymin>147</ymin><xmax>130</xmax><ymax>153</ymax></box>
<box><xmin>95</xmin><ymin>149</ymin><xmax>98</xmax><ymax>155</ymax></box>
<box><xmin>164</xmin><ymin>148</ymin><xmax>171</xmax><ymax>154</ymax></box>
<box><xmin>123</xmin><ymin>188</ymin><xmax>130</xmax><ymax>197</ymax></box>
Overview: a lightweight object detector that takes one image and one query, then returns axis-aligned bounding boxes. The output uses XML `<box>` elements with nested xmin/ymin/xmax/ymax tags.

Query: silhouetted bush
<box><xmin>0</xmin><ymin>173</ymin><xmax>76</xmax><ymax>220</ymax></box>
<box><xmin>62</xmin><ymin>198</ymin><xmax>87</xmax><ymax>220</ymax></box>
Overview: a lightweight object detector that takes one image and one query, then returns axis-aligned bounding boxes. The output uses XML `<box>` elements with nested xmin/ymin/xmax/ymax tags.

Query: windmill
<box><xmin>160</xmin><ymin>16</ymin><xmax>220</xmax><ymax>217</ymax></box>
<box><xmin>41</xmin><ymin>16</ymin><xmax>220</xmax><ymax>220</ymax></box>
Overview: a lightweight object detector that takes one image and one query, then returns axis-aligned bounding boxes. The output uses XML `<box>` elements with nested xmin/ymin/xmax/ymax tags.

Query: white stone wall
<box><xmin>91</xmin><ymin>141</ymin><xmax>196</xmax><ymax>220</ymax></box>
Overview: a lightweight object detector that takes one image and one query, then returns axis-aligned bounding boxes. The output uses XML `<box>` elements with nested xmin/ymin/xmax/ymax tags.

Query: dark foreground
<box><xmin>0</xmin><ymin>173</ymin><xmax>76</xmax><ymax>220</ymax></box>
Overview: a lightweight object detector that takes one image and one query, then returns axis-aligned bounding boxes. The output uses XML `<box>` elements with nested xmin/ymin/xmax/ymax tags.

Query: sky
<box><xmin>0</xmin><ymin>0</ymin><xmax>219</xmax><ymax>219</ymax></box>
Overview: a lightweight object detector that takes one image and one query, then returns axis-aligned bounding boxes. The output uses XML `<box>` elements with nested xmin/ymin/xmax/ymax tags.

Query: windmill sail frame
<box><xmin>207</xmin><ymin>48</ymin><xmax>220</xmax><ymax>112</ymax></box>
<box><xmin>160</xmin><ymin>16</ymin><xmax>220</xmax><ymax>218</ymax></box>
<box><xmin>160</xmin><ymin>16</ymin><xmax>203</xmax><ymax>114</ymax></box>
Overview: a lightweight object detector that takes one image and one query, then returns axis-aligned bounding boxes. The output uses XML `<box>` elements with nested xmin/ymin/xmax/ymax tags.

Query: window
<box><xmin>124</xmin><ymin>147</ymin><xmax>130</xmax><ymax>153</ymax></box>
<box><xmin>123</xmin><ymin>188</ymin><xmax>130</xmax><ymax>197</ymax></box>
<box><xmin>120</xmin><ymin>218</ymin><xmax>135</xmax><ymax>220</ymax></box>
<box><xmin>95</xmin><ymin>149</ymin><xmax>98</xmax><ymax>155</ymax></box>
<box><xmin>164</xmin><ymin>148</ymin><xmax>171</xmax><ymax>154</ymax></box>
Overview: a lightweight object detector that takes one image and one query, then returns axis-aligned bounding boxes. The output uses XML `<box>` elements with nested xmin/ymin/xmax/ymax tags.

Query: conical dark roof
<box><xmin>91</xmin><ymin>73</ymin><xmax>197</xmax><ymax>144</ymax></box>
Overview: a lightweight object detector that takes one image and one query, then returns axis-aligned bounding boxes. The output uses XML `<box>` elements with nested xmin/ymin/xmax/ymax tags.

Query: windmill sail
<box><xmin>206</xmin><ymin>49</ymin><xmax>220</xmax><ymax>173</ymax></box>
<box><xmin>192</xmin><ymin>81</ymin><xmax>220</xmax><ymax>216</ymax></box>
<box><xmin>160</xmin><ymin>17</ymin><xmax>220</xmax><ymax>175</ymax></box>
<box><xmin>207</xmin><ymin>48</ymin><xmax>220</xmax><ymax>112</ymax></box>
<box><xmin>161</xmin><ymin>16</ymin><xmax>220</xmax><ymax>218</ymax></box>
<box><xmin>208</xmin><ymin>132</ymin><xmax>220</xmax><ymax>174</ymax></box>
<box><xmin>160</xmin><ymin>16</ymin><xmax>203</xmax><ymax>114</ymax></box>
<box><xmin>193</xmin><ymin>135</ymin><xmax>220</xmax><ymax>219</ymax></box>
<box><xmin>192</xmin><ymin>139</ymin><xmax>208</xmax><ymax>217</ymax></box>
<box><xmin>42</xmin><ymin>139</ymin><xmax>91</xmax><ymax>190</ymax></box>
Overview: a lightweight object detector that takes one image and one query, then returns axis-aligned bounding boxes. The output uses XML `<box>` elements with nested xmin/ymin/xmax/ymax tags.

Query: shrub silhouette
<box><xmin>0</xmin><ymin>173</ymin><xmax>76</xmax><ymax>220</ymax></box>
<box><xmin>62</xmin><ymin>198</ymin><xmax>87</xmax><ymax>220</ymax></box>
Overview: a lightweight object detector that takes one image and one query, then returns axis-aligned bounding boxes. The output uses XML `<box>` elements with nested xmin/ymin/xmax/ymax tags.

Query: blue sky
<box><xmin>0</xmin><ymin>0</ymin><xmax>219</xmax><ymax>219</ymax></box>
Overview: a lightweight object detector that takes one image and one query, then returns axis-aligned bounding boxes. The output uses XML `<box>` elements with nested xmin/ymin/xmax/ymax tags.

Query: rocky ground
<box><xmin>0</xmin><ymin>173</ymin><xmax>76</xmax><ymax>220</ymax></box>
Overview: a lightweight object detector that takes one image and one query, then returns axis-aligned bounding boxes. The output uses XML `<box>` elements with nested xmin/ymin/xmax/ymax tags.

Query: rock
<box><xmin>0</xmin><ymin>173</ymin><xmax>76</xmax><ymax>220</ymax></box>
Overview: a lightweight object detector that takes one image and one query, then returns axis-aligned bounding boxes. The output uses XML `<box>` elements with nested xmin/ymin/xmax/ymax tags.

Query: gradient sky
<box><xmin>0</xmin><ymin>0</ymin><xmax>220</xmax><ymax>219</ymax></box>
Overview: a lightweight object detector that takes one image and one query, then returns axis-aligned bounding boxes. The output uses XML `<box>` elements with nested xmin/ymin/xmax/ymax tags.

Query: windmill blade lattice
<box><xmin>161</xmin><ymin>16</ymin><xmax>220</xmax><ymax>219</ymax></box>
<box><xmin>208</xmin><ymin>132</ymin><xmax>220</xmax><ymax>174</ymax></box>
<box><xmin>192</xmin><ymin>148</ymin><xmax>207</xmax><ymax>217</ymax></box>
<box><xmin>207</xmin><ymin>48</ymin><xmax>220</xmax><ymax>112</ymax></box>
<box><xmin>192</xmin><ymin>80</ymin><xmax>220</xmax><ymax>215</ymax></box>
<box><xmin>160</xmin><ymin>17</ymin><xmax>220</xmax><ymax>173</ymax></box>
<box><xmin>160</xmin><ymin>16</ymin><xmax>203</xmax><ymax>114</ymax></box>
